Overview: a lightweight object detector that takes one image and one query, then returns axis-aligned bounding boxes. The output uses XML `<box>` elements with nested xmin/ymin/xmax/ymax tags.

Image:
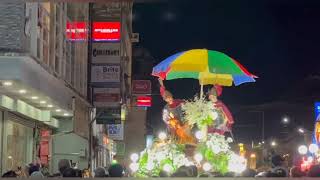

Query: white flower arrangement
<box><xmin>181</xmin><ymin>96</ymin><xmax>217</xmax><ymax>128</ymax></box>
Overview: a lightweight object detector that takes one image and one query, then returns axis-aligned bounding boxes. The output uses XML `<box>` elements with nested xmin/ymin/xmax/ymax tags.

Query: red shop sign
<box><xmin>132</xmin><ymin>80</ymin><xmax>151</xmax><ymax>94</ymax></box>
<box><xmin>92</xmin><ymin>22</ymin><xmax>121</xmax><ymax>42</ymax></box>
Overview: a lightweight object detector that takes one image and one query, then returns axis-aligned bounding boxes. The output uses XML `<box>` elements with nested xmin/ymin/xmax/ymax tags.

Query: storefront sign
<box><xmin>96</xmin><ymin>107</ymin><xmax>121</xmax><ymax>124</ymax></box>
<box><xmin>66</xmin><ymin>21</ymin><xmax>87</xmax><ymax>41</ymax></box>
<box><xmin>92</xmin><ymin>43</ymin><xmax>120</xmax><ymax>63</ymax></box>
<box><xmin>93</xmin><ymin>88</ymin><xmax>120</xmax><ymax>107</ymax></box>
<box><xmin>115</xmin><ymin>142</ymin><xmax>125</xmax><ymax>156</ymax></box>
<box><xmin>136</xmin><ymin>96</ymin><xmax>152</xmax><ymax>107</ymax></box>
<box><xmin>92</xmin><ymin>22</ymin><xmax>121</xmax><ymax>42</ymax></box>
<box><xmin>91</xmin><ymin>65</ymin><xmax>120</xmax><ymax>83</ymax></box>
<box><xmin>107</xmin><ymin>124</ymin><xmax>124</xmax><ymax>140</ymax></box>
<box><xmin>132</xmin><ymin>80</ymin><xmax>152</xmax><ymax>94</ymax></box>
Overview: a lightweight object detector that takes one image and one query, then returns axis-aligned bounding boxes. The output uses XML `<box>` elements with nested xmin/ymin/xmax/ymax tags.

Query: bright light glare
<box><xmin>158</xmin><ymin>132</ymin><xmax>167</xmax><ymax>140</ymax></box>
<box><xmin>309</xmin><ymin>144</ymin><xmax>319</xmax><ymax>154</ymax></box>
<box><xmin>146</xmin><ymin>162</ymin><xmax>154</xmax><ymax>171</ymax></box>
<box><xmin>298</xmin><ymin>128</ymin><xmax>305</xmax><ymax>133</ymax></box>
<box><xmin>194</xmin><ymin>153</ymin><xmax>203</xmax><ymax>163</ymax></box>
<box><xmin>63</xmin><ymin>113</ymin><xmax>70</xmax><ymax>116</ymax></box>
<box><xmin>228</xmin><ymin>154</ymin><xmax>247</xmax><ymax>173</ymax></box>
<box><xmin>195</xmin><ymin>131</ymin><xmax>204</xmax><ymax>140</ymax></box>
<box><xmin>227</xmin><ymin>137</ymin><xmax>233</xmax><ymax>143</ymax></box>
<box><xmin>271</xmin><ymin>141</ymin><xmax>277</xmax><ymax>146</ymax></box>
<box><xmin>3</xmin><ymin>81</ymin><xmax>12</xmax><ymax>86</ymax></box>
<box><xmin>19</xmin><ymin>89</ymin><xmax>27</xmax><ymax>94</ymax></box>
<box><xmin>40</xmin><ymin>101</ymin><xmax>46</xmax><ymax>104</ymax></box>
<box><xmin>129</xmin><ymin>163</ymin><xmax>139</xmax><ymax>172</ymax></box>
<box><xmin>298</xmin><ymin>145</ymin><xmax>308</xmax><ymax>155</ymax></box>
<box><xmin>55</xmin><ymin>109</ymin><xmax>61</xmax><ymax>112</ymax></box>
<box><xmin>130</xmin><ymin>153</ymin><xmax>139</xmax><ymax>162</ymax></box>
<box><xmin>203</xmin><ymin>162</ymin><xmax>212</xmax><ymax>172</ymax></box>
<box><xmin>163</xmin><ymin>164</ymin><xmax>173</xmax><ymax>173</ymax></box>
<box><xmin>31</xmin><ymin>96</ymin><xmax>38</xmax><ymax>100</ymax></box>
<box><xmin>47</xmin><ymin>104</ymin><xmax>53</xmax><ymax>108</ymax></box>
<box><xmin>282</xmin><ymin>117</ymin><xmax>289</xmax><ymax>124</ymax></box>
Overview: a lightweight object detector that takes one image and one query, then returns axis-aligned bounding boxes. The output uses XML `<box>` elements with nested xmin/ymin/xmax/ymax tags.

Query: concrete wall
<box><xmin>0</xmin><ymin>2</ymin><xmax>26</xmax><ymax>52</ymax></box>
<box><xmin>123</xmin><ymin>107</ymin><xmax>146</xmax><ymax>160</ymax></box>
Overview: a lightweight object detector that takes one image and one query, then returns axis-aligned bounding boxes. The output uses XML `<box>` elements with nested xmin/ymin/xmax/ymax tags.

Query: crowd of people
<box><xmin>1</xmin><ymin>159</ymin><xmax>125</xmax><ymax>178</ymax></box>
<box><xmin>2</xmin><ymin>155</ymin><xmax>320</xmax><ymax>178</ymax></box>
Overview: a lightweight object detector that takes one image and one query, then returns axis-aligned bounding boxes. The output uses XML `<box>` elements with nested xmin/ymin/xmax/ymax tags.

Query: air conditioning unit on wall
<box><xmin>131</xmin><ymin>33</ymin><xmax>139</xmax><ymax>43</ymax></box>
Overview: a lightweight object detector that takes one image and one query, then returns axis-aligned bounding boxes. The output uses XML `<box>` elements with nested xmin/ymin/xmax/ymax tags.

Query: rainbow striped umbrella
<box><xmin>152</xmin><ymin>49</ymin><xmax>257</xmax><ymax>86</ymax></box>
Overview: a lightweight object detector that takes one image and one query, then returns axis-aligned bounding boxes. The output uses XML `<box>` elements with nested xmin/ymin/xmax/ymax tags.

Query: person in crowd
<box><xmin>307</xmin><ymin>164</ymin><xmax>320</xmax><ymax>177</ymax></box>
<box><xmin>241</xmin><ymin>168</ymin><xmax>257</xmax><ymax>177</ymax></box>
<box><xmin>30</xmin><ymin>171</ymin><xmax>44</xmax><ymax>178</ymax></box>
<box><xmin>108</xmin><ymin>164</ymin><xmax>124</xmax><ymax>177</ymax></box>
<box><xmin>28</xmin><ymin>163</ymin><xmax>40</xmax><ymax>176</ymax></box>
<box><xmin>74</xmin><ymin>169</ymin><xmax>83</xmax><ymax>177</ymax></box>
<box><xmin>94</xmin><ymin>167</ymin><xmax>108</xmax><ymax>177</ymax></box>
<box><xmin>270</xmin><ymin>154</ymin><xmax>288</xmax><ymax>177</ymax></box>
<box><xmin>62</xmin><ymin>168</ymin><xmax>77</xmax><ymax>177</ymax></box>
<box><xmin>58</xmin><ymin>159</ymin><xmax>71</xmax><ymax>176</ymax></box>
<box><xmin>171</xmin><ymin>165</ymin><xmax>197</xmax><ymax>177</ymax></box>
<box><xmin>290</xmin><ymin>166</ymin><xmax>306</xmax><ymax>177</ymax></box>
<box><xmin>2</xmin><ymin>170</ymin><xmax>17</xmax><ymax>177</ymax></box>
<box><xmin>159</xmin><ymin>170</ymin><xmax>169</xmax><ymax>177</ymax></box>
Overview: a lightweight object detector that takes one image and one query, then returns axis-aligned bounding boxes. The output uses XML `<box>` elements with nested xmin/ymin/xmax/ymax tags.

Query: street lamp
<box><xmin>298</xmin><ymin>145</ymin><xmax>308</xmax><ymax>155</ymax></box>
<box><xmin>298</xmin><ymin>128</ymin><xmax>305</xmax><ymax>134</ymax></box>
<box><xmin>309</xmin><ymin>144</ymin><xmax>319</xmax><ymax>154</ymax></box>
<box><xmin>271</xmin><ymin>141</ymin><xmax>277</xmax><ymax>147</ymax></box>
<box><xmin>282</xmin><ymin>117</ymin><xmax>290</xmax><ymax>124</ymax></box>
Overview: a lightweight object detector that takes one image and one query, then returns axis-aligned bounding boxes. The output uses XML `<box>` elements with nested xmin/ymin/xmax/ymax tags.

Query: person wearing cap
<box><xmin>207</xmin><ymin>86</ymin><xmax>234</xmax><ymax>134</ymax></box>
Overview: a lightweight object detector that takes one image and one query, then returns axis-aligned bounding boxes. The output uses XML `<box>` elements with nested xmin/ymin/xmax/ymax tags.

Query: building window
<box><xmin>3</xmin><ymin>120</ymin><xmax>33</xmax><ymax>171</ymax></box>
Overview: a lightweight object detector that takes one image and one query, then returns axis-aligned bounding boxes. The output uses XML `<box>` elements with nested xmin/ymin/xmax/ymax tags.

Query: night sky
<box><xmin>133</xmin><ymin>0</ymin><xmax>320</xmax><ymax>141</ymax></box>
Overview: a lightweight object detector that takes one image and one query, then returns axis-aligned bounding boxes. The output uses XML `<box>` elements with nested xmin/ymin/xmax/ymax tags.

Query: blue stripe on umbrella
<box><xmin>152</xmin><ymin>51</ymin><xmax>185</xmax><ymax>74</ymax></box>
<box><xmin>233</xmin><ymin>75</ymin><xmax>256</xmax><ymax>86</ymax></box>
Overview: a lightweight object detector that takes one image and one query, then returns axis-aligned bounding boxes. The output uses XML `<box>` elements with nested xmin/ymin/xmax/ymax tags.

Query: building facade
<box><xmin>0</xmin><ymin>2</ymin><xmax>91</xmax><ymax>174</ymax></box>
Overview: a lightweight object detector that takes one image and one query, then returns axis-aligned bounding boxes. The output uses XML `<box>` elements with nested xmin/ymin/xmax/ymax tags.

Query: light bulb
<box><xmin>158</xmin><ymin>132</ymin><xmax>167</xmax><ymax>140</ymax></box>
<box><xmin>130</xmin><ymin>153</ymin><xmax>139</xmax><ymax>162</ymax></box>
<box><xmin>203</xmin><ymin>162</ymin><xmax>212</xmax><ymax>172</ymax></box>
<box><xmin>129</xmin><ymin>163</ymin><xmax>139</xmax><ymax>172</ymax></box>
<box><xmin>194</xmin><ymin>153</ymin><xmax>203</xmax><ymax>163</ymax></box>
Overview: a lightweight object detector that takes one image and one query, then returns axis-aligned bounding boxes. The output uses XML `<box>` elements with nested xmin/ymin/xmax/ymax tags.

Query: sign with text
<box><xmin>66</xmin><ymin>21</ymin><xmax>87</xmax><ymax>41</ymax></box>
<box><xmin>96</xmin><ymin>107</ymin><xmax>121</xmax><ymax>124</ymax></box>
<box><xmin>132</xmin><ymin>80</ymin><xmax>151</xmax><ymax>94</ymax></box>
<box><xmin>107</xmin><ymin>124</ymin><xmax>124</xmax><ymax>140</ymax></box>
<box><xmin>91</xmin><ymin>65</ymin><xmax>120</xmax><ymax>83</ymax></box>
<box><xmin>93</xmin><ymin>88</ymin><xmax>120</xmax><ymax>107</ymax></box>
<box><xmin>92</xmin><ymin>22</ymin><xmax>121</xmax><ymax>42</ymax></box>
<box><xmin>91</xmin><ymin>43</ymin><xmax>120</xmax><ymax>63</ymax></box>
<box><xmin>136</xmin><ymin>96</ymin><xmax>152</xmax><ymax>107</ymax></box>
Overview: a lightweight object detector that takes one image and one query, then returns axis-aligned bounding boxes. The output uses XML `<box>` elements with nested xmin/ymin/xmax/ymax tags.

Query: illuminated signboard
<box><xmin>92</xmin><ymin>22</ymin><xmax>121</xmax><ymax>42</ymax></box>
<box><xmin>314</xmin><ymin>102</ymin><xmax>320</xmax><ymax>144</ymax></box>
<box><xmin>136</xmin><ymin>96</ymin><xmax>152</xmax><ymax>107</ymax></box>
<box><xmin>66</xmin><ymin>21</ymin><xmax>87</xmax><ymax>41</ymax></box>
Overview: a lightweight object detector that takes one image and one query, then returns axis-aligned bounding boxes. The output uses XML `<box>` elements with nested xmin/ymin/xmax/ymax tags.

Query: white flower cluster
<box><xmin>206</xmin><ymin>133</ymin><xmax>231</xmax><ymax>154</ymax></box>
<box><xmin>181</xmin><ymin>97</ymin><xmax>215</xmax><ymax>127</ymax></box>
<box><xmin>228</xmin><ymin>153</ymin><xmax>247</xmax><ymax>173</ymax></box>
<box><xmin>140</xmin><ymin>143</ymin><xmax>189</xmax><ymax>173</ymax></box>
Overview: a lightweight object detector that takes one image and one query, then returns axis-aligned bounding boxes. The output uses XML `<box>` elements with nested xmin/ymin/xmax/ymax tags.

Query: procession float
<box><xmin>128</xmin><ymin>49</ymin><xmax>257</xmax><ymax>177</ymax></box>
